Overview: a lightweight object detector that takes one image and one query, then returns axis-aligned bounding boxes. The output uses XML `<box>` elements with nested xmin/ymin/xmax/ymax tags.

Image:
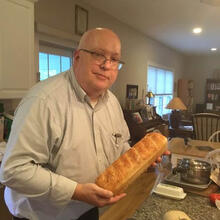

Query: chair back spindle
<box><xmin>192</xmin><ymin>113</ymin><xmax>220</xmax><ymax>141</ymax></box>
<box><xmin>208</xmin><ymin>130</ymin><xmax>220</xmax><ymax>142</ymax></box>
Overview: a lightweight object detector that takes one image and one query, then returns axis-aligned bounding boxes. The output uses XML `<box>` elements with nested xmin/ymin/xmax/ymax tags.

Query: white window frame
<box><xmin>39</xmin><ymin>43</ymin><xmax>74</xmax><ymax>81</ymax></box>
<box><xmin>147</xmin><ymin>64</ymin><xmax>174</xmax><ymax>116</ymax></box>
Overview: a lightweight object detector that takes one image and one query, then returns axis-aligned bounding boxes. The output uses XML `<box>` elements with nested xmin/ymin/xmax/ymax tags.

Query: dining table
<box><xmin>168</xmin><ymin>137</ymin><xmax>220</xmax><ymax>156</ymax></box>
<box><xmin>168</xmin><ymin>137</ymin><xmax>220</xmax><ymax>167</ymax></box>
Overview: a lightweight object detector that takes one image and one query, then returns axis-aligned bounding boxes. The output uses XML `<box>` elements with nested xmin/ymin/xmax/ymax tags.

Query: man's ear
<box><xmin>74</xmin><ymin>50</ymin><xmax>80</xmax><ymax>61</ymax></box>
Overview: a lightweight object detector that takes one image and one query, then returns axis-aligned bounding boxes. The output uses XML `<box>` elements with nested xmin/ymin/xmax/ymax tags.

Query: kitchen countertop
<box><xmin>100</xmin><ymin>152</ymin><xmax>220</xmax><ymax>220</ymax></box>
<box><xmin>132</xmin><ymin>191</ymin><xmax>220</xmax><ymax>220</ymax></box>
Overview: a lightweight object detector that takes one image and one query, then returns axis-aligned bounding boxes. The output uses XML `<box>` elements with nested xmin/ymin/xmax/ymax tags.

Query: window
<box><xmin>147</xmin><ymin>65</ymin><xmax>174</xmax><ymax>116</ymax></box>
<box><xmin>39</xmin><ymin>44</ymin><xmax>73</xmax><ymax>81</ymax></box>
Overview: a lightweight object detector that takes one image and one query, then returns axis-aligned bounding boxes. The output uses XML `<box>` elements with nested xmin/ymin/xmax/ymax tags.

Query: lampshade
<box><xmin>146</xmin><ymin>91</ymin><xmax>154</xmax><ymax>98</ymax></box>
<box><xmin>166</xmin><ymin>97</ymin><xmax>187</xmax><ymax>110</ymax></box>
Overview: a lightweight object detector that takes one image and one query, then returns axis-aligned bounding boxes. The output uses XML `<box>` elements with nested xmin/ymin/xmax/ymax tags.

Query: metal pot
<box><xmin>173</xmin><ymin>158</ymin><xmax>211</xmax><ymax>185</ymax></box>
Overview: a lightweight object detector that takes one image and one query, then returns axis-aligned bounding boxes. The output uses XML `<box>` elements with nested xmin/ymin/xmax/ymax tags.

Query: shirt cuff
<box><xmin>50</xmin><ymin>172</ymin><xmax>77</xmax><ymax>207</ymax></box>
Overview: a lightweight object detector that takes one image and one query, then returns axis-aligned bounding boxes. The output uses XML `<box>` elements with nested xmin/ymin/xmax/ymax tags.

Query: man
<box><xmin>0</xmin><ymin>28</ymin><xmax>165</xmax><ymax>220</ymax></box>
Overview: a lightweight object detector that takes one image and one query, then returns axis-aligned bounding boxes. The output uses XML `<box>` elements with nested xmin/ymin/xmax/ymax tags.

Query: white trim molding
<box><xmin>36</xmin><ymin>23</ymin><xmax>79</xmax><ymax>49</ymax></box>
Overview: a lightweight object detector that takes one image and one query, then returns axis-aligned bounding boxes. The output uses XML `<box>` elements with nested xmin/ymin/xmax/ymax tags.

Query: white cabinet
<box><xmin>0</xmin><ymin>0</ymin><xmax>37</xmax><ymax>99</ymax></box>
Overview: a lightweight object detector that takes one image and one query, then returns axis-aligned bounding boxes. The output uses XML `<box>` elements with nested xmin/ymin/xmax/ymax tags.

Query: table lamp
<box><xmin>166</xmin><ymin>97</ymin><xmax>187</xmax><ymax>129</ymax></box>
<box><xmin>146</xmin><ymin>91</ymin><xmax>154</xmax><ymax>105</ymax></box>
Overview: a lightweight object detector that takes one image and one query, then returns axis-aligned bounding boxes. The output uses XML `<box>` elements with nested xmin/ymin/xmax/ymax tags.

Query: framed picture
<box><xmin>206</xmin><ymin>103</ymin><xmax>213</xmax><ymax>110</ymax></box>
<box><xmin>132</xmin><ymin>112</ymin><xmax>143</xmax><ymax>124</ymax></box>
<box><xmin>139</xmin><ymin>105</ymin><xmax>157</xmax><ymax>121</ymax></box>
<box><xmin>75</xmin><ymin>5</ymin><xmax>88</xmax><ymax>36</ymax></box>
<box><xmin>126</xmin><ymin>84</ymin><xmax>138</xmax><ymax>99</ymax></box>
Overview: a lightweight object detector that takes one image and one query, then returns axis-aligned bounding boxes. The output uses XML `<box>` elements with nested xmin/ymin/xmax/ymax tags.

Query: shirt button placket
<box><xmin>93</xmin><ymin>112</ymin><xmax>104</xmax><ymax>172</ymax></box>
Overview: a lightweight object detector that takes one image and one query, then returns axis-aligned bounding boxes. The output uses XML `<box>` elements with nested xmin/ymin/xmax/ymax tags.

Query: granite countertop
<box><xmin>132</xmin><ymin>192</ymin><xmax>220</xmax><ymax>220</ymax></box>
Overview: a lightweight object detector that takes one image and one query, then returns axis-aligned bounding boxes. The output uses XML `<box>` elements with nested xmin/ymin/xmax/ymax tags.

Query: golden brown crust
<box><xmin>95</xmin><ymin>132</ymin><xmax>167</xmax><ymax>195</ymax></box>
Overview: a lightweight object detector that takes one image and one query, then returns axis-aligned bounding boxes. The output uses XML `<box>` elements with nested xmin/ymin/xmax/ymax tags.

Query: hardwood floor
<box><xmin>100</xmin><ymin>168</ymin><xmax>158</xmax><ymax>220</ymax></box>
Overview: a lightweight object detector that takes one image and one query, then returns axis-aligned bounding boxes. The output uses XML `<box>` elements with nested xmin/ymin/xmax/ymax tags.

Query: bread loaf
<box><xmin>163</xmin><ymin>210</ymin><xmax>191</xmax><ymax>220</ymax></box>
<box><xmin>95</xmin><ymin>132</ymin><xmax>167</xmax><ymax>195</ymax></box>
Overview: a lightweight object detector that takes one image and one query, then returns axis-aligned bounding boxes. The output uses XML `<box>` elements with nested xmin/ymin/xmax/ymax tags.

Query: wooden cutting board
<box><xmin>184</xmin><ymin>182</ymin><xmax>219</xmax><ymax>197</ymax></box>
<box><xmin>100</xmin><ymin>169</ymin><xmax>158</xmax><ymax>220</ymax></box>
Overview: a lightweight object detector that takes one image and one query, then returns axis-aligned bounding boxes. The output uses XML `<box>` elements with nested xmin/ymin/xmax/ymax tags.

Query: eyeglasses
<box><xmin>79</xmin><ymin>49</ymin><xmax>125</xmax><ymax>70</ymax></box>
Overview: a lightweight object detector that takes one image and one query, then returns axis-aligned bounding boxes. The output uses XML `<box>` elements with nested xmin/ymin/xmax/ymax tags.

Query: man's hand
<box><xmin>151</xmin><ymin>150</ymin><xmax>170</xmax><ymax>167</ymax></box>
<box><xmin>72</xmin><ymin>183</ymin><xmax>126</xmax><ymax>207</ymax></box>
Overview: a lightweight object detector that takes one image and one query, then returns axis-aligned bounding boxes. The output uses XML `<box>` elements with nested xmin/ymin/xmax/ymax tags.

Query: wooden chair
<box><xmin>192</xmin><ymin>113</ymin><xmax>220</xmax><ymax>141</ymax></box>
<box><xmin>208</xmin><ymin>130</ymin><xmax>220</xmax><ymax>142</ymax></box>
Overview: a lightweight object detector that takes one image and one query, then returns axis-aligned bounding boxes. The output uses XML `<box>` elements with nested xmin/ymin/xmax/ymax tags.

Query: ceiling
<box><xmin>81</xmin><ymin>0</ymin><xmax>220</xmax><ymax>55</ymax></box>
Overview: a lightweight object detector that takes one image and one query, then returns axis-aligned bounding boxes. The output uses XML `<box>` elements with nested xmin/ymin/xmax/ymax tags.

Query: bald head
<box><xmin>73</xmin><ymin>28</ymin><xmax>122</xmax><ymax>100</ymax></box>
<box><xmin>78</xmin><ymin>28</ymin><xmax>121</xmax><ymax>53</ymax></box>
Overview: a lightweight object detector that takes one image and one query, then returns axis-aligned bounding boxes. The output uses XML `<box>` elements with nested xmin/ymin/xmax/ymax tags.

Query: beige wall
<box><xmin>35</xmin><ymin>0</ymin><xmax>185</xmax><ymax>108</ymax></box>
<box><xmin>185</xmin><ymin>54</ymin><xmax>220</xmax><ymax>109</ymax></box>
<box><xmin>1</xmin><ymin>1</ymin><xmax>220</xmax><ymax>114</ymax></box>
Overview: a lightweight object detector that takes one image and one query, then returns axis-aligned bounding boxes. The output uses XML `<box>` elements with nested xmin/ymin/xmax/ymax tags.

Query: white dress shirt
<box><xmin>0</xmin><ymin>67</ymin><xmax>130</xmax><ymax>220</ymax></box>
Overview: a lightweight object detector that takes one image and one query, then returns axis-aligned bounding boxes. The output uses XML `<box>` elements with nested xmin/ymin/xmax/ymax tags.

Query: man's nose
<box><xmin>101</xmin><ymin>58</ymin><xmax>112</xmax><ymax>69</ymax></box>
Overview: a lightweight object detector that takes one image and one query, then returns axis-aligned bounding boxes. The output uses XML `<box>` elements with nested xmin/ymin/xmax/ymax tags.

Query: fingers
<box><xmin>151</xmin><ymin>162</ymin><xmax>157</xmax><ymax>167</ymax></box>
<box><xmin>150</xmin><ymin>150</ymin><xmax>171</xmax><ymax>168</ymax></box>
<box><xmin>108</xmin><ymin>193</ymin><xmax>127</xmax><ymax>205</ymax></box>
<box><xmin>151</xmin><ymin>151</ymin><xmax>170</xmax><ymax>167</ymax></box>
<box><xmin>95</xmin><ymin>193</ymin><xmax>127</xmax><ymax>207</ymax></box>
<box><xmin>73</xmin><ymin>183</ymin><xmax>126</xmax><ymax>207</ymax></box>
<box><xmin>96</xmin><ymin>187</ymin><xmax>113</xmax><ymax>199</ymax></box>
<box><xmin>156</xmin><ymin>156</ymin><xmax>162</xmax><ymax>163</ymax></box>
<box><xmin>150</xmin><ymin>156</ymin><xmax>161</xmax><ymax>167</ymax></box>
<box><xmin>95</xmin><ymin>186</ymin><xmax>127</xmax><ymax>207</ymax></box>
<box><xmin>163</xmin><ymin>150</ymin><xmax>171</xmax><ymax>155</ymax></box>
